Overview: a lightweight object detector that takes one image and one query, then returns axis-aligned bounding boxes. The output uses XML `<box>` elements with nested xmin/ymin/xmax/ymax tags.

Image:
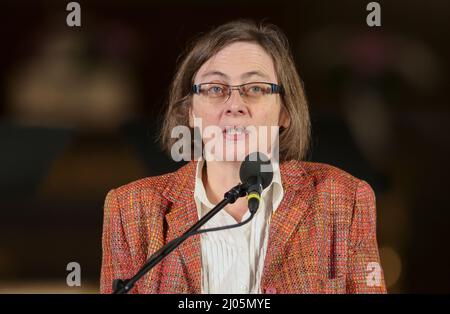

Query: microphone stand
<box><xmin>112</xmin><ymin>182</ymin><xmax>249</xmax><ymax>294</ymax></box>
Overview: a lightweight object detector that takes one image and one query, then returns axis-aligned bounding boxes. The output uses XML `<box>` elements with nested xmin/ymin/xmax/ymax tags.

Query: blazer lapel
<box><xmin>162</xmin><ymin>162</ymin><xmax>202</xmax><ymax>294</ymax></box>
<box><xmin>261</xmin><ymin>161</ymin><xmax>318</xmax><ymax>293</ymax></box>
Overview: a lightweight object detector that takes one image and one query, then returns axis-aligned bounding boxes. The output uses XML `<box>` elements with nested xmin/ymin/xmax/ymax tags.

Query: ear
<box><xmin>279</xmin><ymin>106</ymin><xmax>290</xmax><ymax>129</ymax></box>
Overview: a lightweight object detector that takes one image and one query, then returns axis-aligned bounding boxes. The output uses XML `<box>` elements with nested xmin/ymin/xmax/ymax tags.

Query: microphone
<box><xmin>239</xmin><ymin>152</ymin><xmax>274</xmax><ymax>213</ymax></box>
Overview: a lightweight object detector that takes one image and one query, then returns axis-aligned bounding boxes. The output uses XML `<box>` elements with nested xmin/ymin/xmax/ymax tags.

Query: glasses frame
<box><xmin>191</xmin><ymin>82</ymin><xmax>283</xmax><ymax>104</ymax></box>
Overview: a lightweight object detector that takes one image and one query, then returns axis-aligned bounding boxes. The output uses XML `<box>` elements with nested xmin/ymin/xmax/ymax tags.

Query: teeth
<box><xmin>225</xmin><ymin>126</ymin><xmax>246</xmax><ymax>135</ymax></box>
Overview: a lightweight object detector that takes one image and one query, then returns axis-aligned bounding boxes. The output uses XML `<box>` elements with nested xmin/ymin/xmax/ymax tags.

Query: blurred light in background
<box><xmin>380</xmin><ymin>246</ymin><xmax>402</xmax><ymax>289</ymax></box>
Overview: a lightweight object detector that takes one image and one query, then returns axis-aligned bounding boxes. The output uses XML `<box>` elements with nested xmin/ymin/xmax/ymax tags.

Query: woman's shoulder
<box><xmin>107</xmin><ymin>161</ymin><xmax>196</xmax><ymax>203</ymax></box>
<box><xmin>282</xmin><ymin>160</ymin><xmax>373</xmax><ymax>197</ymax></box>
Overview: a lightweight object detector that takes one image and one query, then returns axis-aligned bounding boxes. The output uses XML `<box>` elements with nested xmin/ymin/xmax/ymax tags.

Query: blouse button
<box><xmin>265</xmin><ymin>286</ymin><xmax>277</xmax><ymax>294</ymax></box>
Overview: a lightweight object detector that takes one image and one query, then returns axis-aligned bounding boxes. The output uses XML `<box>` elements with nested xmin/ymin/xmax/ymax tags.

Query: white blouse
<box><xmin>193</xmin><ymin>159</ymin><xmax>284</xmax><ymax>294</ymax></box>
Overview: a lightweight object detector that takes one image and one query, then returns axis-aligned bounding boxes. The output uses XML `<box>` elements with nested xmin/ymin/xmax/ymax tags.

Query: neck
<box><xmin>203</xmin><ymin>160</ymin><xmax>242</xmax><ymax>204</ymax></box>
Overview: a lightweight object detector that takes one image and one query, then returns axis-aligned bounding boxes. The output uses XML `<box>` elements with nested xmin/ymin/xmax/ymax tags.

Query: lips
<box><xmin>223</xmin><ymin>125</ymin><xmax>249</xmax><ymax>141</ymax></box>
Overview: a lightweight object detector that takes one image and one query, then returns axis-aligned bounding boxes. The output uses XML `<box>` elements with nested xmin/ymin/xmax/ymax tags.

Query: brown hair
<box><xmin>159</xmin><ymin>19</ymin><xmax>311</xmax><ymax>161</ymax></box>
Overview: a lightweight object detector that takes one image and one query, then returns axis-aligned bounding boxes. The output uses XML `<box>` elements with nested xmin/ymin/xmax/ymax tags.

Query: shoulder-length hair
<box><xmin>159</xmin><ymin>19</ymin><xmax>311</xmax><ymax>162</ymax></box>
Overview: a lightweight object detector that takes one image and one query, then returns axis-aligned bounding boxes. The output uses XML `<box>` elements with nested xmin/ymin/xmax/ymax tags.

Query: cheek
<box><xmin>192</xmin><ymin>104</ymin><xmax>222</xmax><ymax>143</ymax></box>
<box><xmin>253</xmin><ymin>106</ymin><xmax>282</xmax><ymax>126</ymax></box>
<box><xmin>200</xmin><ymin>112</ymin><xmax>220</xmax><ymax>130</ymax></box>
<box><xmin>192</xmin><ymin>102</ymin><xmax>220</xmax><ymax>128</ymax></box>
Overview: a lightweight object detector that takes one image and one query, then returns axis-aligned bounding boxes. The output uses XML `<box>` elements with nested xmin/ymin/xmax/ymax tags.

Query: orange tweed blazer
<box><xmin>100</xmin><ymin>160</ymin><xmax>386</xmax><ymax>294</ymax></box>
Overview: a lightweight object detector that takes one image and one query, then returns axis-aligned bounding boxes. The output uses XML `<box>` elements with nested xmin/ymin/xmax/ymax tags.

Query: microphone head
<box><xmin>239</xmin><ymin>152</ymin><xmax>273</xmax><ymax>189</ymax></box>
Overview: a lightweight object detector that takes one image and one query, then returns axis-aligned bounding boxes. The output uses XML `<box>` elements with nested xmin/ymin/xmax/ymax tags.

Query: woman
<box><xmin>100</xmin><ymin>20</ymin><xmax>386</xmax><ymax>294</ymax></box>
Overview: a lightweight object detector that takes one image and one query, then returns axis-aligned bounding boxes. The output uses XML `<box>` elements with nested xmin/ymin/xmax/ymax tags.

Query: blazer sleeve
<box><xmin>346</xmin><ymin>180</ymin><xmax>387</xmax><ymax>293</ymax></box>
<box><xmin>100</xmin><ymin>189</ymin><xmax>137</xmax><ymax>294</ymax></box>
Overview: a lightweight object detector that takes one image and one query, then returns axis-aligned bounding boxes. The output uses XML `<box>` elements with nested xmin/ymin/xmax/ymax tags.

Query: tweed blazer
<box><xmin>100</xmin><ymin>160</ymin><xmax>386</xmax><ymax>294</ymax></box>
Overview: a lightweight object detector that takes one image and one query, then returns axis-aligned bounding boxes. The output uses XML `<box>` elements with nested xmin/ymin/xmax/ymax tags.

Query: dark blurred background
<box><xmin>0</xmin><ymin>0</ymin><xmax>449</xmax><ymax>293</ymax></box>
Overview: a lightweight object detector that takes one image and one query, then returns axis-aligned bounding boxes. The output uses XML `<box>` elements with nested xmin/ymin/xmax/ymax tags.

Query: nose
<box><xmin>225</xmin><ymin>88</ymin><xmax>248</xmax><ymax>116</ymax></box>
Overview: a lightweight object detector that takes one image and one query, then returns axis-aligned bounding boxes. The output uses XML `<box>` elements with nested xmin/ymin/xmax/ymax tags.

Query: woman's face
<box><xmin>190</xmin><ymin>41</ymin><xmax>289</xmax><ymax>161</ymax></box>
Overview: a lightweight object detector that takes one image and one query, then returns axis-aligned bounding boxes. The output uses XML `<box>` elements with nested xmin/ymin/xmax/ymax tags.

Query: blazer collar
<box><xmin>162</xmin><ymin>161</ymin><xmax>197</xmax><ymax>205</ymax></box>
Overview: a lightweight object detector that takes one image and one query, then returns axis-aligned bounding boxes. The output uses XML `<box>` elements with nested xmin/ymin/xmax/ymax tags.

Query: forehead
<box><xmin>194</xmin><ymin>42</ymin><xmax>277</xmax><ymax>83</ymax></box>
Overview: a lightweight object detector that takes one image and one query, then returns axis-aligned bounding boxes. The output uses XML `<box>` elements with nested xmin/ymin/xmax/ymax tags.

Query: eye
<box><xmin>208</xmin><ymin>85</ymin><xmax>224</xmax><ymax>95</ymax></box>
<box><xmin>246</xmin><ymin>84</ymin><xmax>268</xmax><ymax>95</ymax></box>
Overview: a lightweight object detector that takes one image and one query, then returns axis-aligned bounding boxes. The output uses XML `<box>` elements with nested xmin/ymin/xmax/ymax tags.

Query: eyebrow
<box><xmin>200</xmin><ymin>70</ymin><xmax>271</xmax><ymax>81</ymax></box>
<box><xmin>241</xmin><ymin>70</ymin><xmax>271</xmax><ymax>81</ymax></box>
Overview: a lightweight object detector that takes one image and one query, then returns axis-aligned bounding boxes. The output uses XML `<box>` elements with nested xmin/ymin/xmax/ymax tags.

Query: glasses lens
<box><xmin>199</xmin><ymin>83</ymin><xmax>228</xmax><ymax>104</ymax></box>
<box><xmin>241</xmin><ymin>83</ymin><xmax>272</xmax><ymax>103</ymax></box>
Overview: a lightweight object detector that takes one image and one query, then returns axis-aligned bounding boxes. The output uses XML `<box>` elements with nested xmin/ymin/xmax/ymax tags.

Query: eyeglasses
<box><xmin>192</xmin><ymin>82</ymin><xmax>283</xmax><ymax>105</ymax></box>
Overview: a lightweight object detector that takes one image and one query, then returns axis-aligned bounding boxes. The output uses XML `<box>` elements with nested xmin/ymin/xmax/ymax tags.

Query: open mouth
<box><xmin>222</xmin><ymin>126</ymin><xmax>249</xmax><ymax>141</ymax></box>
